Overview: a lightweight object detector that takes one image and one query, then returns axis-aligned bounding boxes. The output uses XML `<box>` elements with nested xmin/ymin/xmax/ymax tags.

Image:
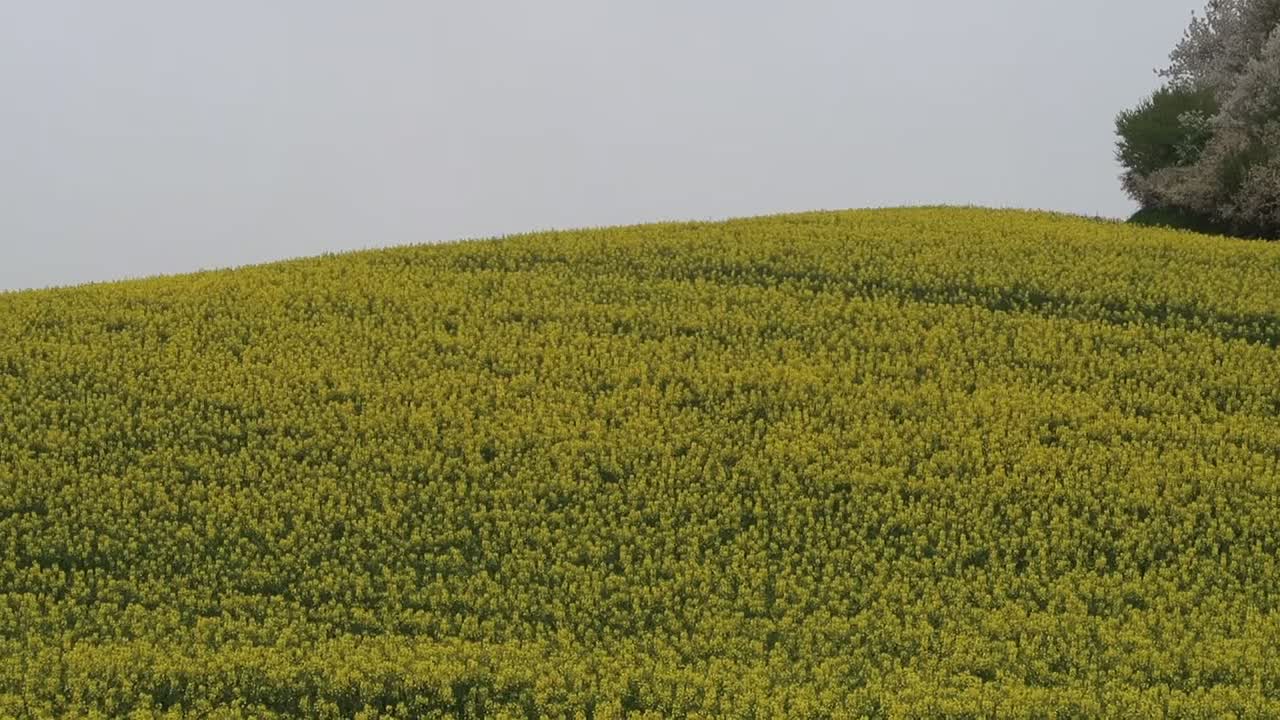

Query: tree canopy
<box><xmin>1117</xmin><ymin>0</ymin><xmax>1280</xmax><ymax>238</ymax></box>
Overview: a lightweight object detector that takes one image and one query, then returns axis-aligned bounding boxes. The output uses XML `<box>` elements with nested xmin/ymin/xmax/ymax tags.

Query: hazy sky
<box><xmin>2</xmin><ymin>2</ymin><xmax>1200</xmax><ymax>291</ymax></box>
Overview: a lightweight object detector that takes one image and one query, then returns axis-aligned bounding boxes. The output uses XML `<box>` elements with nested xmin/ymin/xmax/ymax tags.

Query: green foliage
<box><xmin>1126</xmin><ymin>205</ymin><xmax>1239</xmax><ymax>236</ymax></box>
<box><xmin>2</xmin><ymin>208</ymin><xmax>1280</xmax><ymax>716</ymax></box>
<box><xmin>1115</xmin><ymin>86</ymin><xmax>1218</xmax><ymax>179</ymax></box>
<box><xmin>1129</xmin><ymin>202</ymin><xmax>1273</xmax><ymax>241</ymax></box>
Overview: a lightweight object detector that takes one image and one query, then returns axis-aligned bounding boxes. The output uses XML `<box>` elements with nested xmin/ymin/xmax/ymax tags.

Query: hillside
<box><xmin>3</xmin><ymin>207</ymin><xmax>1280</xmax><ymax>717</ymax></box>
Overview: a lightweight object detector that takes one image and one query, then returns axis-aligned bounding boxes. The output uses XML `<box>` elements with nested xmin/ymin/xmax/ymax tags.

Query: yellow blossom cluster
<box><xmin>1</xmin><ymin>208</ymin><xmax>1278</xmax><ymax>716</ymax></box>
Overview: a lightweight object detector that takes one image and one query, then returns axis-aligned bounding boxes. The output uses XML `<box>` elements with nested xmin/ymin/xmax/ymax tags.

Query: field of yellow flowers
<box><xmin>2</xmin><ymin>207</ymin><xmax>1279</xmax><ymax>717</ymax></box>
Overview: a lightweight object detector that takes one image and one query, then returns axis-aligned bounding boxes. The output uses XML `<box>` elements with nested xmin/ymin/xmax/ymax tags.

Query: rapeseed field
<box><xmin>2</xmin><ymin>207</ymin><xmax>1279</xmax><ymax>717</ymax></box>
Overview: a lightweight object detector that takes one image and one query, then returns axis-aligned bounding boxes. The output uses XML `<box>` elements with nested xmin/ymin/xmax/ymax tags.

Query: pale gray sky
<box><xmin>2</xmin><ymin>1</ymin><xmax>1198</xmax><ymax>291</ymax></box>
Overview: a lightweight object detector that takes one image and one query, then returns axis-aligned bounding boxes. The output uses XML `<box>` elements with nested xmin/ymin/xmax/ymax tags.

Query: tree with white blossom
<box><xmin>1117</xmin><ymin>0</ymin><xmax>1280</xmax><ymax>238</ymax></box>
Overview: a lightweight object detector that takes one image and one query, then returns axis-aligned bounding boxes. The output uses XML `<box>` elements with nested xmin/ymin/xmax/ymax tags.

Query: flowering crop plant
<box><xmin>2</xmin><ymin>207</ymin><xmax>1279</xmax><ymax>717</ymax></box>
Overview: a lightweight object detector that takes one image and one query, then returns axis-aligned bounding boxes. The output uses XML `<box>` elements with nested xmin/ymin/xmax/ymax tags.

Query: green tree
<box><xmin>1115</xmin><ymin>86</ymin><xmax>1219</xmax><ymax>200</ymax></box>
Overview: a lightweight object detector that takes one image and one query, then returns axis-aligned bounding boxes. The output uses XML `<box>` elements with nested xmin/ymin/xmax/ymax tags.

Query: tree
<box><xmin>1117</xmin><ymin>0</ymin><xmax>1280</xmax><ymax>238</ymax></box>
<box><xmin>1115</xmin><ymin>86</ymin><xmax>1218</xmax><ymax>206</ymax></box>
<box><xmin>1161</xmin><ymin>0</ymin><xmax>1280</xmax><ymax>94</ymax></box>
